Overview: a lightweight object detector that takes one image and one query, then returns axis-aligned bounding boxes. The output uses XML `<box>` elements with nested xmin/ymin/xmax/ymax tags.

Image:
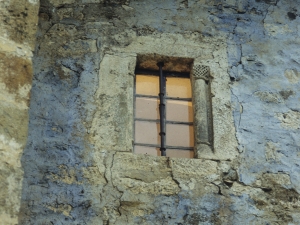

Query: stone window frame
<box><xmin>90</xmin><ymin>33</ymin><xmax>238</xmax><ymax>161</ymax></box>
<box><xmin>190</xmin><ymin>64</ymin><xmax>214</xmax><ymax>158</ymax></box>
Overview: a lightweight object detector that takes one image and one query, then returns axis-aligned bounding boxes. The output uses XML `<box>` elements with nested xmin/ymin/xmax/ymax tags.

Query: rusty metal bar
<box><xmin>158</xmin><ymin>62</ymin><xmax>166</xmax><ymax>156</ymax></box>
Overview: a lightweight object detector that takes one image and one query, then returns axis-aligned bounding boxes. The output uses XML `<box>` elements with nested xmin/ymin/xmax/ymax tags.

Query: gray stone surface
<box><xmin>4</xmin><ymin>0</ymin><xmax>299</xmax><ymax>224</ymax></box>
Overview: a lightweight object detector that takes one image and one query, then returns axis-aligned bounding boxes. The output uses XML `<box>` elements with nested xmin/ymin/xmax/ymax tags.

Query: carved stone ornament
<box><xmin>192</xmin><ymin>65</ymin><xmax>211</xmax><ymax>81</ymax></box>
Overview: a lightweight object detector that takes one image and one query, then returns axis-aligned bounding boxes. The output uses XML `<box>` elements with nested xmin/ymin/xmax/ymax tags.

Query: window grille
<box><xmin>134</xmin><ymin>63</ymin><xmax>194</xmax><ymax>158</ymax></box>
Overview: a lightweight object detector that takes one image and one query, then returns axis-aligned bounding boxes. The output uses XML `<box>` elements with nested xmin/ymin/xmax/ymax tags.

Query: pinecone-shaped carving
<box><xmin>192</xmin><ymin>65</ymin><xmax>211</xmax><ymax>81</ymax></box>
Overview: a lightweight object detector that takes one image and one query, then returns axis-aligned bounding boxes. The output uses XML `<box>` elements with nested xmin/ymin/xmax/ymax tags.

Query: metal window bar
<box><xmin>136</xmin><ymin>94</ymin><xmax>192</xmax><ymax>102</ymax></box>
<box><xmin>135</xmin><ymin>143</ymin><xmax>194</xmax><ymax>151</ymax></box>
<box><xmin>134</xmin><ymin>64</ymin><xmax>194</xmax><ymax>156</ymax></box>
<box><xmin>158</xmin><ymin>62</ymin><xmax>166</xmax><ymax>156</ymax></box>
<box><xmin>135</xmin><ymin>68</ymin><xmax>190</xmax><ymax>78</ymax></box>
<box><xmin>135</xmin><ymin>118</ymin><xmax>193</xmax><ymax>126</ymax></box>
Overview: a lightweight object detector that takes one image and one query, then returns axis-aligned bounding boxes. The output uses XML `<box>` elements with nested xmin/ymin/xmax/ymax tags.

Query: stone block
<box><xmin>90</xmin><ymin>53</ymin><xmax>136</xmax><ymax>152</ymax></box>
<box><xmin>111</xmin><ymin>153</ymin><xmax>180</xmax><ymax>195</ymax></box>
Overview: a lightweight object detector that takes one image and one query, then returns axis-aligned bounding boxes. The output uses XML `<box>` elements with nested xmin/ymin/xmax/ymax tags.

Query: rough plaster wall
<box><xmin>17</xmin><ymin>0</ymin><xmax>300</xmax><ymax>224</ymax></box>
<box><xmin>0</xmin><ymin>0</ymin><xmax>39</xmax><ymax>224</ymax></box>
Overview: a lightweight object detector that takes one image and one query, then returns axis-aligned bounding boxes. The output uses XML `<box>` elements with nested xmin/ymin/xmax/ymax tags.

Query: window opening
<box><xmin>134</xmin><ymin>63</ymin><xmax>194</xmax><ymax>158</ymax></box>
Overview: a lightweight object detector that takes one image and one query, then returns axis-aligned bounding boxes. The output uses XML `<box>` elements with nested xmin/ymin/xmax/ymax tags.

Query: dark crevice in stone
<box><xmin>287</xmin><ymin>12</ymin><xmax>297</xmax><ymax>20</ymax></box>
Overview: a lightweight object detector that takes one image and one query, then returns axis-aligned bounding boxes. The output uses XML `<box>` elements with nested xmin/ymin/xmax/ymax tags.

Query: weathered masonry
<box><xmin>1</xmin><ymin>0</ymin><xmax>300</xmax><ymax>224</ymax></box>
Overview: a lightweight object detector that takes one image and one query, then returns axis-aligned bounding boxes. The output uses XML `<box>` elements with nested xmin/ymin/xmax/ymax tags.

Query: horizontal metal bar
<box><xmin>135</xmin><ymin>68</ymin><xmax>190</xmax><ymax>78</ymax></box>
<box><xmin>135</xmin><ymin>118</ymin><xmax>193</xmax><ymax>125</ymax></box>
<box><xmin>135</xmin><ymin>94</ymin><xmax>192</xmax><ymax>102</ymax></box>
<box><xmin>166</xmin><ymin>97</ymin><xmax>192</xmax><ymax>101</ymax></box>
<box><xmin>135</xmin><ymin>94</ymin><xmax>157</xmax><ymax>99</ymax></box>
<box><xmin>135</xmin><ymin>143</ymin><xmax>194</xmax><ymax>151</ymax></box>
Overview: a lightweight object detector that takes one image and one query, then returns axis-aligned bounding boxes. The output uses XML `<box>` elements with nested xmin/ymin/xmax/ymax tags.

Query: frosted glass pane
<box><xmin>166</xmin><ymin>149</ymin><xmax>194</xmax><ymax>158</ymax></box>
<box><xmin>166</xmin><ymin>77</ymin><xmax>192</xmax><ymax>98</ymax></box>
<box><xmin>166</xmin><ymin>124</ymin><xmax>194</xmax><ymax>147</ymax></box>
<box><xmin>135</xmin><ymin>121</ymin><xmax>160</xmax><ymax>145</ymax></box>
<box><xmin>166</xmin><ymin>100</ymin><xmax>193</xmax><ymax>122</ymax></box>
<box><xmin>136</xmin><ymin>97</ymin><xmax>159</xmax><ymax>119</ymax></box>
<box><xmin>136</xmin><ymin>75</ymin><xmax>159</xmax><ymax>96</ymax></box>
<box><xmin>135</xmin><ymin>146</ymin><xmax>160</xmax><ymax>156</ymax></box>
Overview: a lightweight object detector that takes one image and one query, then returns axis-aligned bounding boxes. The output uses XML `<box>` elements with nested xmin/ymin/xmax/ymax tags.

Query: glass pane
<box><xmin>166</xmin><ymin>100</ymin><xmax>193</xmax><ymax>122</ymax></box>
<box><xmin>135</xmin><ymin>121</ymin><xmax>160</xmax><ymax>145</ymax></box>
<box><xmin>166</xmin><ymin>77</ymin><xmax>192</xmax><ymax>98</ymax></box>
<box><xmin>135</xmin><ymin>146</ymin><xmax>160</xmax><ymax>156</ymax></box>
<box><xmin>166</xmin><ymin>149</ymin><xmax>194</xmax><ymax>158</ymax></box>
<box><xmin>136</xmin><ymin>75</ymin><xmax>159</xmax><ymax>96</ymax></box>
<box><xmin>136</xmin><ymin>97</ymin><xmax>159</xmax><ymax>119</ymax></box>
<box><xmin>166</xmin><ymin>124</ymin><xmax>194</xmax><ymax>147</ymax></box>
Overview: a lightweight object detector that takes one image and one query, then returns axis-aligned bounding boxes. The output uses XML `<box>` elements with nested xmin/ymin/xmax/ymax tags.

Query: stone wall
<box><xmin>1</xmin><ymin>0</ymin><xmax>300</xmax><ymax>224</ymax></box>
<box><xmin>0</xmin><ymin>0</ymin><xmax>39</xmax><ymax>224</ymax></box>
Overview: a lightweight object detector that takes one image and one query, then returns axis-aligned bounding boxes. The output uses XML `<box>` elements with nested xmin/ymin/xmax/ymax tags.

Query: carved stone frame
<box><xmin>191</xmin><ymin>64</ymin><xmax>214</xmax><ymax>158</ymax></box>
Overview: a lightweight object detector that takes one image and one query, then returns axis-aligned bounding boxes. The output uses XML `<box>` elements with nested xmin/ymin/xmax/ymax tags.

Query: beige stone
<box><xmin>285</xmin><ymin>69</ymin><xmax>300</xmax><ymax>84</ymax></box>
<box><xmin>171</xmin><ymin>158</ymin><xmax>219</xmax><ymax>195</ymax></box>
<box><xmin>49</xmin><ymin>0</ymin><xmax>76</xmax><ymax>7</ymax></box>
<box><xmin>255</xmin><ymin>91</ymin><xmax>283</xmax><ymax>103</ymax></box>
<box><xmin>0</xmin><ymin>1</ymin><xmax>38</xmax><ymax>223</ymax></box>
<box><xmin>0</xmin><ymin>0</ymin><xmax>39</xmax><ymax>48</ymax></box>
<box><xmin>0</xmin><ymin>52</ymin><xmax>33</xmax><ymax>105</ymax></box>
<box><xmin>90</xmin><ymin>54</ymin><xmax>136</xmax><ymax>152</ymax></box>
<box><xmin>265</xmin><ymin>142</ymin><xmax>279</xmax><ymax>161</ymax></box>
<box><xmin>46</xmin><ymin>204</ymin><xmax>73</xmax><ymax>217</ymax></box>
<box><xmin>275</xmin><ymin>110</ymin><xmax>300</xmax><ymax>130</ymax></box>
<box><xmin>262</xmin><ymin>173</ymin><xmax>291</xmax><ymax>187</ymax></box>
<box><xmin>111</xmin><ymin>153</ymin><xmax>180</xmax><ymax>195</ymax></box>
<box><xmin>57</xmin><ymin>8</ymin><xmax>74</xmax><ymax>20</ymax></box>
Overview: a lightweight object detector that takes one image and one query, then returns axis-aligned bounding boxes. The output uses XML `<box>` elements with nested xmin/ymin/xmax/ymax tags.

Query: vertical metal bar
<box><xmin>158</xmin><ymin>62</ymin><xmax>166</xmax><ymax>156</ymax></box>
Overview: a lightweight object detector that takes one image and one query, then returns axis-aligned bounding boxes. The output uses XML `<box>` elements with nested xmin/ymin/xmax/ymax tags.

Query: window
<box><xmin>134</xmin><ymin>63</ymin><xmax>194</xmax><ymax>158</ymax></box>
<box><xmin>91</xmin><ymin>36</ymin><xmax>238</xmax><ymax>161</ymax></box>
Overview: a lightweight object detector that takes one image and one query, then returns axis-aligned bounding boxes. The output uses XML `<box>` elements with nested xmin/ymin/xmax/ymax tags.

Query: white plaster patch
<box><xmin>18</xmin><ymin>84</ymin><xmax>31</xmax><ymax>99</ymax></box>
<box><xmin>0</xmin><ymin>37</ymin><xmax>33</xmax><ymax>58</ymax></box>
<box><xmin>122</xmin><ymin>5</ymin><xmax>134</xmax><ymax>11</ymax></box>
<box><xmin>7</xmin><ymin>173</ymin><xmax>23</xmax><ymax>208</ymax></box>
<box><xmin>0</xmin><ymin>134</ymin><xmax>22</xmax><ymax>150</ymax></box>
<box><xmin>0</xmin><ymin>134</ymin><xmax>22</xmax><ymax>167</ymax></box>
<box><xmin>0</xmin><ymin>213</ymin><xmax>18</xmax><ymax>225</ymax></box>
<box><xmin>0</xmin><ymin>83</ymin><xmax>29</xmax><ymax>110</ymax></box>
<box><xmin>178</xmin><ymin>178</ymin><xmax>196</xmax><ymax>191</ymax></box>
<box><xmin>28</xmin><ymin>0</ymin><xmax>39</xmax><ymax>4</ymax></box>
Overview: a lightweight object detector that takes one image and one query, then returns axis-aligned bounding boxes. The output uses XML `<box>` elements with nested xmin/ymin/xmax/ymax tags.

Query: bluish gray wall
<box><xmin>20</xmin><ymin>0</ymin><xmax>300</xmax><ymax>224</ymax></box>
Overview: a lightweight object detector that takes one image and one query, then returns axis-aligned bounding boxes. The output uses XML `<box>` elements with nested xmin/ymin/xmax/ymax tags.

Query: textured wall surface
<box><xmin>0</xmin><ymin>0</ymin><xmax>39</xmax><ymax>224</ymax></box>
<box><xmin>1</xmin><ymin>0</ymin><xmax>298</xmax><ymax>224</ymax></box>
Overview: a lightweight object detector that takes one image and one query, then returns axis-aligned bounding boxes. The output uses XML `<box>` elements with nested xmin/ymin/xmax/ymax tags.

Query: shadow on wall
<box><xmin>19</xmin><ymin>52</ymin><xmax>102</xmax><ymax>223</ymax></box>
